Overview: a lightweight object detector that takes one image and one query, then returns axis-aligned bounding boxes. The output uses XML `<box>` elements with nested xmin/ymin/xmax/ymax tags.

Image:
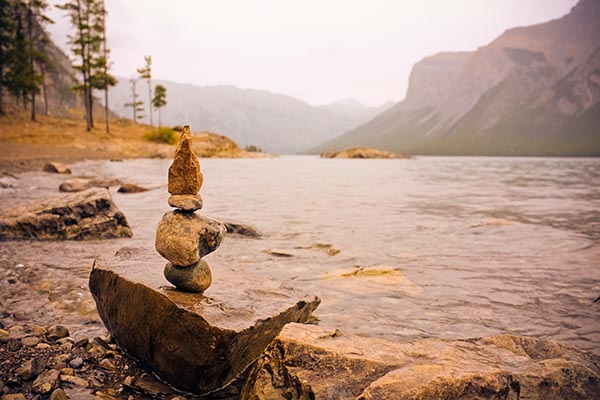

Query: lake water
<box><xmin>1</xmin><ymin>156</ymin><xmax>599</xmax><ymax>357</ymax></box>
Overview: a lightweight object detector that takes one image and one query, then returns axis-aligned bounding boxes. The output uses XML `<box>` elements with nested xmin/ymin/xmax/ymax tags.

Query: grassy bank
<box><xmin>0</xmin><ymin>112</ymin><xmax>269</xmax><ymax>173</ymax></box>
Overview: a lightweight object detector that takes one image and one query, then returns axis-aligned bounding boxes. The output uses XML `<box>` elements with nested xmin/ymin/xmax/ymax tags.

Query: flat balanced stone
<box><xmin>168</xmin><ymin>126</ymin><xmax>203</xmax><ymax>195</ymax></box>
<box><xmin>164</xmin><ymin>260</ymin><xmax>212</xmax><ymax>293</ymax></box>
<box><xmin>155</xmin><ymin>211</ymin><xmax>225</xmax><ymax>266</ymax></box>
<box><xmin>0</xmin><ymin>188</ymin><xmax>133</xmax><ymax>241</ymax></box>
<box><xmin>168</xmin><ymin>194</ymin><xmax>203</xmax><ymax>212</ymax></box>
<box><xmin>242</xmin><ymin>323</ymin><xmax>600</xmax><ymax>399</ymax></box>
<box><xmin>89</xmin><ymin>246</ymin><xmax>320</xmax><ymax>395</ymax></box>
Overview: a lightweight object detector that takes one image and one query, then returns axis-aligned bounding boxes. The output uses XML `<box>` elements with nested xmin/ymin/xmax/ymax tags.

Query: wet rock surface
<box><xmin>89</xmin><ymin>246</ymin><xmax>320</xmax><ymax>395</ymax></box>
<box><xmin>58</xmin><ymin>178</ymin><xmax>123</xmax><ymax>193</ymax></box>
<box><xmin>0</xmin><ymin>188</ymin><xmax>133</xmax><ymax>241</ymax></box>
<box><xmin>43</xmin><ymin>163</ymin><xmax>71</xmax><ymax>174</ymax></box>
<box><xmin>242</xmin><ymin>323</ymin><xmax>600</xmax><ymax>399</ymax></box>
<box><xmin>223</xmin><ymin>222</ymin><xmax>261</xmax><ymax>238</ymax></box>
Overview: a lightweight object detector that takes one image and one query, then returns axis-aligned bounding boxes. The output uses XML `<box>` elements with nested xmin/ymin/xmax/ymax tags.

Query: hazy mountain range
<box><xmin>314</xmin><ymin>0</ymin><xmax>600</xmax><ymax>156</ymax></box>
<box><xmin>108</xmin><ymin>80</ymin><xmax>391</xmax><ymax>153</ymax></box>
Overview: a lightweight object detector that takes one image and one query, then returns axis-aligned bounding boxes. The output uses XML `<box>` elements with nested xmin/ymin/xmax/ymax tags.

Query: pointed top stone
<box><xmin>168</xmin><ymin>125</ymin><xmax>203</xmax><ymax>196</ymax></box>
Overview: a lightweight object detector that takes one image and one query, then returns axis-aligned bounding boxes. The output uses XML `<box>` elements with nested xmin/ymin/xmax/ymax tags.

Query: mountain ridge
<box><xmin>109</xmin><ymin>78</ymin><xmax>391</xmax><ymax>154</ymax></box>
<box><xmin>314</xmin><ymin>0</ymin><xmax>600</xmax><ymax>156</ymax></box>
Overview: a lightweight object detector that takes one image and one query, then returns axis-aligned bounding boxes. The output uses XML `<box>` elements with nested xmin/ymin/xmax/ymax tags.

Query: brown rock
<box><xmin>0</xmin><ymin>188</ymin><xmax>133</xmax><ymax>241</ymax></box>
<box><xmin>15</xmin><ymin>358</ymin><xmax>40</xmax><ymax>380</ymax></box>
<box><xmin>59</xmin><ymin>178</ymin><xmax>123</xmax><ymax>192</ymax></box>
<box><xmin>32</xmin><ymin>369</ymin><xmax>59</xmax><ymax>394</ymax></box>
<box><xmin>47</xmin><ymin>325</ymin><xmax>69</xmax><ymax>341</ymax></box>
<box><xmin>242</xmin><ymin>323</ymin><xmax>600</xmax><ymax>400</ymax></box>
<box><xmin>155</xmin><ymin>211</ymin><xmax>225</xmax><ymax>266</ymax></box>
<box><xmin>168</xmin><ymin>126</ymin><xmax>203</xmax><ymax>195</ymax></box>
<box><xmin>49</xmin><ymin>388</ymin><xmax>69</xmax><ymax>400</ymax></box>
<box><xmin>43</xmin><ymin>162</ymin><xmax>71</xmax><ymax>174</ymax></box>
<box><xmin>117</xmin><ymin>183</ymin><xmax>148</xmax><ymax>193</ymax></box>
<box><xmin>168</xmin><ymin>194</ymin><xmax>203</xmax><ymax>212</ymax></box>
<box><xmin>89</xmin><ymin>246</ymin><xmax>320</xmax><ymax>395</ymax></box>
<box><xmin>164</xmin><ymin>260</ymin><xmax>212</xmax><ymax>293</ymax></box>
<box><xmin>223</xmin><ymin>221</ymin><xmax>261</xmax><ymax>238</ymax></box>
<box><xmin>2</xmin><ymin>395</ymin><xmax>27</xmax><ymax>400</ymax></box>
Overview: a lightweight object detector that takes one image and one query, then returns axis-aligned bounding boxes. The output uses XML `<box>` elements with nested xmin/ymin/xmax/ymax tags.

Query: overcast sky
<box><xmin>46</xmin><ymin>0</ymin><xmax>577</xmax><ymax>107</ymax></box>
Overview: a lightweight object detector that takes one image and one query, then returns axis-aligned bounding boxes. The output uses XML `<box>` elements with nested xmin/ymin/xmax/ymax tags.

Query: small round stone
<box><xmin>168</xmin><ymin>194</ymin><xmax>203</xmax><ymax>212</ymax></box>
<box><xmin>164</xmin><ymin>260</ymin><xmax>212</xmax><ymax>293</ymax></box>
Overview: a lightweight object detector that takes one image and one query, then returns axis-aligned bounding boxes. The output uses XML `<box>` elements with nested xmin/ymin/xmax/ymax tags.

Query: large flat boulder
<box><xmin>0</xmin><ymin>188</ymin><xmax>133</xmax><ymax>240</ymax></box>
<box><xmin>89</xmin><ymin>246</ymin><xmax>320</xmax><ymax>395</ymax></box>
<box><xmin>242</xmin><ymin>323</ymin><xmax>600</xmax><ymax>400</ymax></box>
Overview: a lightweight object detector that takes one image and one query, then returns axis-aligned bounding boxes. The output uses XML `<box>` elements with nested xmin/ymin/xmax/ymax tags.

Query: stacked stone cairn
<box><xmin>155</xmin><ymin>125</ymin><xmax>226</xmax><ymax>293</ymax></box>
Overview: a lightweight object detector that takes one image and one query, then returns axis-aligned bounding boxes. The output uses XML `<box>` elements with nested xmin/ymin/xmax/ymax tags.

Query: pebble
<box><xmin>60</xmin><ymin>375</ymin><xmax>88</xmax><ymax>387</ymax></box>
<box><xmin>99</xmin><ymin>359</ymin><xmax>115</xmax><ymax>370</ymax></box>
<box><xmin>21</xmin><ymin>336</ymin><xmax>40</xmax><ymax>347</ymax></box>
<box><xmin>68</xmin><ymin>357</ymin><xmax>83</xmax><ymax>369</ymax></box>
<box><xmin>49</xmin><ymin>388</ymin><xmax>69</xmax><ymax>400</ymax></box>
<box><xmin>31</xmin><ymin>369</ymin><xmax>59</xmax><ymax>394</ymax></box>
<box><xmin>47</xmin><ymin>325</ymin><xmax>69</xmax><ymax>341</ymax></box>
<box><xmin>0</xmin><ymin>329</ymin><xmax>8</xmax><ymax>337</ymax></box>
<box><xmin>36</xmin><ymin>343</ymin><xmax>51</xmax><ymax>349</ymax></box>
<box><xmin>15</xmin><ymin>358</ymin><xmax>40</xmax><ymax>380</ymax></box>
<box><xmin>60</xmin><ymin>342</ymin><xmax>73</xmax><ymax>351</ymax></box>
<box><xmin>8</xmin><ymin>325</ymin><xmax>24</xmax><ymax>336</ymax></box>
<box><xmin>1</xmin><ymin>394</ymin><xmax>27</xmax><ymax>400</ymax></box>
<box><xmin>32</xmin><ymin>326</ymin><xmax>47</xmax><ymax>336</ymax></box>
<box><xmin>60</xmin><ymin>367</ymin><xmax>74</xmax><ymax>376</ymax></box>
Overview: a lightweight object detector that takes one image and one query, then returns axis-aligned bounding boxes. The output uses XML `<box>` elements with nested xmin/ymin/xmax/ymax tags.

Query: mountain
<box><xmin>314</xmin><ymin>0</ymin><xmax>600</xmax><ymax>156</ymax></box>
<box><xmin>319</xmin><ymin>98</ymin><xmax>394</xmax><ymax>122</ymax></box>
<box><xmin>108</xmin><ymin>80</ymin><xmax>387</xmax><ymax>154</ymax></box>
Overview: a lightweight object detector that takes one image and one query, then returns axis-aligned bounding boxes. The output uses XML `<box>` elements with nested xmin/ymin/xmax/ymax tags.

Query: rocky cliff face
<box><xmin>316</xmin><ymin>0</ymin><xmax>600</xmax><ymax>156</ymax></box>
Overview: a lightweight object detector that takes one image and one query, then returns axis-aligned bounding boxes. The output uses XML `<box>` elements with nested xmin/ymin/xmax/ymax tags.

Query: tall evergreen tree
<box><xmin>58</xmin><ymin>0</ymin><xmax>114</xmax><ymax>132</ymax></box>
<box><xmin>152</xmin><ymin>83</ymin><xmax>166</xmax><ymax>127</ymax></box>
<box><xmin>0</xmin><ymin>0</ymin><xmax>14</xmax><ymax>115</ymax></box>
<box><xmin>25</xmin><ymin>0</ymin><xmax>53</xmax><ymax>121</ymax></box>
<box><xmin>5</xmin><ymin>10</ymin><xmax>38</xmax><ymax>111</ymax></box>
<box><xmin>137</xmin><ymin>55</ymin><xmax>152</xmax><ymax>126</ymax></box>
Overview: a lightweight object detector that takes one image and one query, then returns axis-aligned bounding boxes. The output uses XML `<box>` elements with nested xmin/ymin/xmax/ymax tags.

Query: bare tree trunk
<box><xmin>75</xmin><ymin>0</ymin><xmax>91</xmax><ymax>131</ymax></box>
<box><xmin>40</xmin><ymin>64</ymin><xmax>48</xmax><ymax>115</ymax></box>
<box><xmin>0</xmin><ymin>61</ymin><xmax>4</xmax><ymax>115</ymax></box>
<box><xmin>27</xmin><ymin>7</ymin><xmax>36</xmax><ymax>122</ymax></box>
<box><xmin>148</xmin><ymin>78</ymin><xmax>152</xmax><ymax>126</ymax></box>
<box><xmin>101</xmin><ymin>0</ymin><xmax>109</xmax><ymax>134</ymax></box>
<box><xmin>158</xmin><ymin>107</ymin><xmax>161</xmax><ymax>127</ymax></box>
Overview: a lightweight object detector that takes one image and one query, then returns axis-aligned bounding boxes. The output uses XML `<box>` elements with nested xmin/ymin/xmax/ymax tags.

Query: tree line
<box><xmin>0</xmin><ymin>0</ymin><xmax>167</xmax><ymax>133</ymax></box>
<box><xmin>0</xmin><ymin>0</ymin><xmax>54</xmax><ymax>120</ymax></box>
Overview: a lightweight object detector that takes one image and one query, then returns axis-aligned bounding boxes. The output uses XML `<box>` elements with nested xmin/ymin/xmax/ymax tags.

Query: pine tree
<box><xmin>5</xmin><ymin>9</ymin><xmax>38</xmax><ymax>111</ymax></box>
<box><xmin>137</xmin><ymin>55</ymin><xmax>152</xmax><ymax>126</ymax></box>
<box><xmin>58</xmin><ymin>0</ymin><xmax>114</xmax><ymax>132</ymax></box>
<box><xmin>25</xmin><ymin>0</ymin><xmax>53</xmax><ymax>121</ymax></box>
<box><xmin>0</xmin><ymin>0</ymin><xmax>14</xmax><ymax>115</ymax></box>
<box><xmin>152</xmin><ymin>84</ymin><xmax>166</xmax><ymax>127</ymax></box>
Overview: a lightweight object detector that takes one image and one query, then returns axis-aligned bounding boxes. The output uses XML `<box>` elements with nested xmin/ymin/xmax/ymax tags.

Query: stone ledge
<box><xmin>89</xmin><ymin>246</ymin><xmax>320</xmax><ymax>395</ymax></box>
<box><xmin>242</xmin><ymin>323</ymin><xmax>600</xmax><ymax>399</ymax></box>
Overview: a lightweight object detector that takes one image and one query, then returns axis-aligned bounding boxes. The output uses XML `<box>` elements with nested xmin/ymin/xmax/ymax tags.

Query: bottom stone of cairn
<box><xmin>164</xmin><ymin>260</ymin><xmax>212</xmax><ymax>293</ymax></box>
